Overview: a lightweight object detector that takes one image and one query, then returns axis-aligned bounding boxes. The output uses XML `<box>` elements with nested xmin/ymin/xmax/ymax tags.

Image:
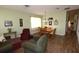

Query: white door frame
<box><xmin>77</xmin><ymin>15</ymin><xmax>79</xmax><ymax>44</ymax></box>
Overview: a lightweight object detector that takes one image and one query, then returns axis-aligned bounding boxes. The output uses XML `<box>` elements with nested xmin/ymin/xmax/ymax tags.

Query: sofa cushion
<box><xmin>22</xmin><ymin>35</ymin><xmax>48</xmax><ymax>53</ymax></box>
<box><xmin>22</xmin><ymin>41</ymin><xmax>36</xmax><ymax>51</ymax></box>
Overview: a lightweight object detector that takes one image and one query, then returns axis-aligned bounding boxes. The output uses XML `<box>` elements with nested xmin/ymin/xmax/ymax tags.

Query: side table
<box><xmin>4</xmin><ymin>31</ymin><xmax>17</xmax><ymax>39</ymax></box>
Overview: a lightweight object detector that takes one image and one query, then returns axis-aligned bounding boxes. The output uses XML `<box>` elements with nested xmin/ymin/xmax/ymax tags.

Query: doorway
<box><xmin>66</xmin><ymin>9</ymin><xmax>79</xmax><ymax>35</ymax></box>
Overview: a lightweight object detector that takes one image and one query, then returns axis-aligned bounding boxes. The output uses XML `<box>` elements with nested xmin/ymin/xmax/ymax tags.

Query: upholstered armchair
<box><xmin>22</xmin><ymin>35</ymin><xmax>48</xmax><ymax>53</ymax></box>
<box><xmin>20</xmin><ymin>29</ymin><xmax>33</xmax><ymax>41</ymax></box>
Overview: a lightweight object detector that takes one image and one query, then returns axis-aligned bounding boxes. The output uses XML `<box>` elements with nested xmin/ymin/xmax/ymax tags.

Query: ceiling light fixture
<box><xmin>64</xmin><ymin>7</ymin><xmax>70</xmax><ymax>10</ymax></box>
<box><xmin>24</xmin><ymin>5</ymin><xmax>30</xmax><ymax>7</ymax></box>
<box><xmin>56</xmin><ymin>8</ymin><xmax>59</xmax><ymax>10</ymax></box>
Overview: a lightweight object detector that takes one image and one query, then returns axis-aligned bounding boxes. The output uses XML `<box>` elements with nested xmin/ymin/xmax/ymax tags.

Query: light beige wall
<box><xmin>0</xmin><ymin>7</ymin><xmax>42</xmax><ymax>37</ymax></box>
<box><xmin>42</xmin><ymin>11</ymin><xmax>66</xmax><ymax>35</ymax></box>
<box><xmin>0</xmin><ymin>7</ymin><xmax>66</xmax><ymax>36</ymax></box>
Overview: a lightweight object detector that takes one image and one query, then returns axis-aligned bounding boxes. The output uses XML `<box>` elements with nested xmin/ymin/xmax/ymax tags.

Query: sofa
<box><xmin>0</xmin><ymin>38</ymin><xmax>21</xmax><ymax>53</ymax></box>
<box><xmin>22</xmin><ymin>34</ymin><xmax>48</xmax><ymax>53</ymax></box>
<box><xmin>0</xmin><ymin>42</ymin><xmax>12</xmax><ymax>53</ymax></box>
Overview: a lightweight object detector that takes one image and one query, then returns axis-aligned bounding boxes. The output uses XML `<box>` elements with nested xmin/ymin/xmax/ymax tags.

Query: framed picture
<box><xmin>54</xmin><ymin>19</ymin><xmax>58</xmax><ymax>25</ymax></box>
<box><xmin>19</xmin><ymin>18</ymin><xmax>23</xmax><ymax>27</ymax></box>
<box><xmin>4</xmin><ymin>21</ymin><xmax>13</xmax><ymax>27</ymax></box>
<box><xmin>49</xmin><ymin>21</ymin><xmax>52</xmax><ymax>25</ymax></box>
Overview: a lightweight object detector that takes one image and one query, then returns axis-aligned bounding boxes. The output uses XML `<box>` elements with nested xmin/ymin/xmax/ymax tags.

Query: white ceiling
<box><xmin>0</xmin><ymin>5</ymin><xmax>79</xmax><ymax>15</ymax></box>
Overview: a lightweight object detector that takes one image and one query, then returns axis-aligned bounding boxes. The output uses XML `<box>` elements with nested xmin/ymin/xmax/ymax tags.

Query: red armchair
<box><xmin>20</xmin><ymin>29</ymin><xmax>33</xmax><ymax>41</ymax></box>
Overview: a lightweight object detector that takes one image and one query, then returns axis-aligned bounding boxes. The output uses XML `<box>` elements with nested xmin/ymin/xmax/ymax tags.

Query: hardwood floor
<box><xmin>47</xmin><ymin>32</ymin><xmax>79</xmax><ymax>53</ymax></box>
<box><xmin>47</xmin><ymin>35</ymin><xmax>65</xmax><ymax>53</ymax></box>
<box><xmin>15</xmin><ymin>32</ymin><xmax>79</xmax><ymax>53</ymax></box>
<box><xmin>63</xmin><ymin>32</ymin><xmax>79</xmax><ymax>53</ymax></box>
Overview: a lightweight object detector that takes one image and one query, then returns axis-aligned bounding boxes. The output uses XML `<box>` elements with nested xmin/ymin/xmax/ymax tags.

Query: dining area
<box><xmin>38</xmin><ymin>27</ymin><xmax>56</xmax><ymax>38</ymax></box>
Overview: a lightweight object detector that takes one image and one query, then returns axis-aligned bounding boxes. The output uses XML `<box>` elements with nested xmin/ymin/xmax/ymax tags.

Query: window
<box><xmin>31</xmin><ymin>17</ymin><xmax>41</xmax><ymax>28</ymax></box>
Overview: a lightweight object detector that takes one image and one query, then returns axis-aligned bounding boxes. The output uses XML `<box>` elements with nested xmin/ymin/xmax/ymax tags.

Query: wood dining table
<box><xmin>39</xmin><ymin>27</ymin><xmax>54</xmax><ymax>35</ymax></box>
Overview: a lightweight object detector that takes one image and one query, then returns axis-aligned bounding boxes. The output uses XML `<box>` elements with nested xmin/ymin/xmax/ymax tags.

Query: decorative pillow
<box><xmin>0</xmin><ymin>35</ymin><xmax>6</xmax><ymax>42</ymax></box>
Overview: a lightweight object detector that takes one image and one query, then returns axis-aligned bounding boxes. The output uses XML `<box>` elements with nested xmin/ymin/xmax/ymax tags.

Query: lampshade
<box><xmin>48</xmin><ymin>17</ymin><xmax>53</xmax><ymax>21</ymax></box>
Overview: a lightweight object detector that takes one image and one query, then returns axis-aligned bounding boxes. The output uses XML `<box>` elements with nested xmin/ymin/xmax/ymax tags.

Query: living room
<box><xmin>0</xmin><ymin>5</ymin><xmax>79</xmax><ymax>53</ymax></box>
<box><xmin>0</xmin><ymin>5</ymin><xmax>67</xmax><ymax>37</ymax></box>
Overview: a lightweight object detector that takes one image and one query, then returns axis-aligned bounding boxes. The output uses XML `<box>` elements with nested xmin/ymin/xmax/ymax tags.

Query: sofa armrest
<box><xmin>0</xmin><ymin>44</ymin><xmax>12</xmax><ymax>53</ymax></box>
